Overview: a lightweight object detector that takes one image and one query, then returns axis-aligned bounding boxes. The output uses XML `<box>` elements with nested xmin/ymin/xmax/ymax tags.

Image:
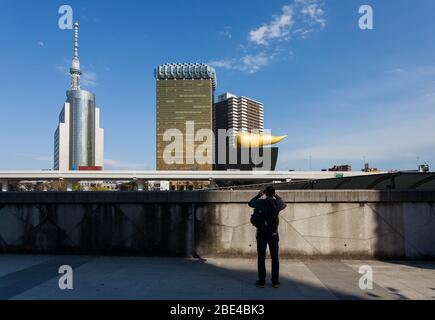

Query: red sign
<box><xmin>78</xmin><ymin>166</ymin><xmax>103</xmax><ymax>171</ymax></box>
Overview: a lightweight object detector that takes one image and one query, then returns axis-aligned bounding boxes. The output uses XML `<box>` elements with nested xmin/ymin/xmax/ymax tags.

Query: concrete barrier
<box><xmin>0</xmin><ymin>191</ymin><xmax>434</xmax><ymax>258</ymax></box>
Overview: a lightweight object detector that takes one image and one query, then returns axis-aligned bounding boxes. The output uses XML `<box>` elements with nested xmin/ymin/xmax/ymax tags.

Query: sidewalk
<box><xmin>0</xmin><ymin>255</ymin><xmax>434</xmax><ymax>300</ymax></box>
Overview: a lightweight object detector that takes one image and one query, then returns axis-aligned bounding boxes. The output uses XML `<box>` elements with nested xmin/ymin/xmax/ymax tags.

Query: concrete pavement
<box><xmin>0</xmin><ymin>255</ymin><xmax>434</xmax><ymax>300</ymax></box>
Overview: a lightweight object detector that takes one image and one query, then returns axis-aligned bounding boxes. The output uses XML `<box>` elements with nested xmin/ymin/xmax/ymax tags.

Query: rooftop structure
<box><xmin>155</xmin><ymin>63</ymin><xmax>217</xmax><ymax>90</ymax></box>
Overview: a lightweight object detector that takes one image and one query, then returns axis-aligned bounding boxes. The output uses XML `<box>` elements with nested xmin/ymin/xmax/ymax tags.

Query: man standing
<box><xmin>249</xmin><ymin>186</ymin><xmax>287</xmax><ymax>288</ymax></box>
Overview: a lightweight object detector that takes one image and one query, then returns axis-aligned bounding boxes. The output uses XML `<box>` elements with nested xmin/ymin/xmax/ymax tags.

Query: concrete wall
<box><xmin>0</xmin><ymin>191</ymin><xmax>434</xmax><ymax>259</ymax></box>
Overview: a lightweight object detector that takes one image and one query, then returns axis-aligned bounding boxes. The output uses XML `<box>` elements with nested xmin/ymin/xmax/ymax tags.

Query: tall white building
<box><xmin>54</xmin><ymin>21</ymin><xmax>104</xmax><ymax>171</ymax></box>
<box><xmin>214</xmin><ymin>92</ymin><xmax>264</xmax><ymax>147</ymax></box>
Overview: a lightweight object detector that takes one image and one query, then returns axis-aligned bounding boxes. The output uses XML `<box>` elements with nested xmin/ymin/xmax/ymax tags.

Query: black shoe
<box><xmin>272</xmin><ymin>281</ymin><xmax>280</xmax><ymax>288</ymax></box>
<box><xmin>256</xmin><ymin>280</ymin><xmax>265</xmax><ymax>288</ymax></box>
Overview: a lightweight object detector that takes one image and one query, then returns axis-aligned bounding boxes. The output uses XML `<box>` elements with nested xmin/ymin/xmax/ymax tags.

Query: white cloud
<box><xmin>249</xmin><ymin>5</ymin><xmax>294</xmax><ymax>45</ymax></box>
<box><xmin>249</xmin><ymin>0</ymin><xmax>325</xmax><ymax>46</ymax></box>
<box><xmin>209</xmin><ymin>52</ymin><xmax>270</xmax><ymax>74</ymax></box>
<box><xmin>81</xmin><ymin>71</ymin><xmax>98</xmax><ymax>87</ymax></box>
<box><xmin>212</xmin><ymin>0</ymin><xmax>326</xmax><ymax>73</ymax></box>
<box><xmin>219</xmin><ymin>26</ymin><xmax>233</xmax><ymax>39</ymax></box>
<box><xmin>299</xmin><ymin>0</ymin><xmax>326</xmax><ymax>28</ymax></box>
<box><xmin>241</xmin><ymin>53</ymin><xmax>270</xmax><ymax>72</ymax></box>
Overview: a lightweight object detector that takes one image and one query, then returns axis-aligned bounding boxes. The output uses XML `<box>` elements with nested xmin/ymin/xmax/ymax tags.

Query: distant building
<box><xmin>329</xmin><ymin>165</ymin><xmax>352</xmax><ymax>172</ymax></box>
<box><xmin>78</xmin><ymin>181</ymin><xmax>119</xmax><ymax>191</ymax></box>
<box><xmin>169</xmin><ymin>181</ymin><xmax>210</xmax><ymax>191</ymax></box>
<box><xmin>214</xmin><ymin>93</ymin><xmax>264</xmax><ymax>147</ymax></box>
<box><xmin>54</xmin><ymin>22</ymin><xmax>104</xmax><ymax>171</ymax></box>
<box><xmin>418</xmin><ymin>164</ymin><xmax>430</xmax><ymax>173</ymax></box>
<box><xmin>155</xmin><ymin>63</ymin><xmax>216</xmax><ymax>171</ymax></box>
<box><xmin>214</xmin><ymin>93</ymin><xmax>282</xmax><ymax>171</ymax></box>
<box><xmin>148</xmin><ymin>181</ymin><xmax>170</xmax><ymax>191</ymax></box>
<box><xmin>362</xmin><ymin>163</ymin><xmax>380</xmax><ymax>173</ymax></box>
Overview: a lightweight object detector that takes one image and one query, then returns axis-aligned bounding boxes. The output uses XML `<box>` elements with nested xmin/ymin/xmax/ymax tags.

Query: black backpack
<box><xmin>250</xmin><ymin>199</ymin><xmax>279</xmax><ymax>230</ymax></box>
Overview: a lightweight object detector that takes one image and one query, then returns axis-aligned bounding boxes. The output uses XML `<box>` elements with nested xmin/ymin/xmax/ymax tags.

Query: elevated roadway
<box><xmin>0</xmin><ymin>170</ymin><xmax>383</xmax><ymax>191</ymax></box>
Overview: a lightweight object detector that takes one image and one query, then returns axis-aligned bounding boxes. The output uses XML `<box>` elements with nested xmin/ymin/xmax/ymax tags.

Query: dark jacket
<box><xmin>248</xmin><ymin>194</ymin><xmax>287</xmax><ymax>235</ymax></box>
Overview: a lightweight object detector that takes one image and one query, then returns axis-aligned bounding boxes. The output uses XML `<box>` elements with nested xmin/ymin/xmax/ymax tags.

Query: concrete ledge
<box><xmin>1</xmin><ymin>190</ymin><xmax>435</xmax><ymax>258</ymax></box>
<box><xmin>2</xmin><ymin>190</ymin><xmax>435</xmax><ymax>204</ymax></box>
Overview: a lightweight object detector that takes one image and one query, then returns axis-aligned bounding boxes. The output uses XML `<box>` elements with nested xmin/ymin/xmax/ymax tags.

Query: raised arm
<box><xmin>274</xmin><ymin>194</ymin><xmax>287</xmax><ymax>211</ymax></box>
<box><xmin>248</xmin><ymin>192</ymin><xmax>263</xmax><ymax>209</ymax></box>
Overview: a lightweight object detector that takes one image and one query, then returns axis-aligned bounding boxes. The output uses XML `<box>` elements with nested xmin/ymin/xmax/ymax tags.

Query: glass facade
<box><xmin>156</xmin><ymin>78</ymin><xmax>214</xmax><ymax>171</ymax></box>
<box><xmin>54</xmin><ymin>127</ymin><xmax>60</xmax><ymax>170</ymax></box>
<box><xmin>67</xmin><ymin>90</ymin><xmax>96</xmax><ymax>170</ymax></box>
<box><xmin>155</xmin><ymin>63</ymin><xmax>216</xmax><ymax>171</ymax></box>
<box><xmin>53</xmin><ymin>105</ymin><xmax>65</xmax><ymax>170</ymax></box>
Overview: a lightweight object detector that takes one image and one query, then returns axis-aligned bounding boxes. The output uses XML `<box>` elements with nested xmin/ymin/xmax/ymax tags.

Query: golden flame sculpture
<box><xmin>236</xmin><ymin>132</ymin><xmax>287</xmax><ymax>148</ymax></box>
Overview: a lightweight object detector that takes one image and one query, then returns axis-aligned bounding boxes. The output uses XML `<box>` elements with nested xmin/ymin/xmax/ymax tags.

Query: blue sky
<box><xmin>1</xmin><ymin>0</ymin><xmax>435</xmax><ymax>171</ymax></box>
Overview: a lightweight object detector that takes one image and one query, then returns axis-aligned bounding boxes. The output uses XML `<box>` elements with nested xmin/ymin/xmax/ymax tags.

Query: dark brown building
<box><xmin>329</xmin><ymin>165</ymin><xmax>352</xmax><ymax>172</ymax></box>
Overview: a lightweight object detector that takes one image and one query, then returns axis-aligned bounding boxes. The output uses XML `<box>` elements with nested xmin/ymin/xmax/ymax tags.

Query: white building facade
<box><xmin>214</xmin><ymin>92</ymin><xmax>264</xmax><ymax>147</ymax></box>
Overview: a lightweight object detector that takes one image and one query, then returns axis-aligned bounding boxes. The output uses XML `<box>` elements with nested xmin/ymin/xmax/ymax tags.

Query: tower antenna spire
<box><xmin>70</xmin><ymin>21</ymin><xmax>81</xmax><ymax>90</ymax></box>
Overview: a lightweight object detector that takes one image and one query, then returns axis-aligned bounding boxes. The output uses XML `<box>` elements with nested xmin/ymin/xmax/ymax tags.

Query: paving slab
<box><xmin>0</xmin><ymin>255</ymin><xmax>433</xmax><ymax>300</ymax></box>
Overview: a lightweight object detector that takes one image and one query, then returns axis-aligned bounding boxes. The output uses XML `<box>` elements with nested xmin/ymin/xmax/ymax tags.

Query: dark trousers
<box><xmin>256</xmin><ymin>232</ymin><xmax>279</xmax><ymax>283</ymax></box>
